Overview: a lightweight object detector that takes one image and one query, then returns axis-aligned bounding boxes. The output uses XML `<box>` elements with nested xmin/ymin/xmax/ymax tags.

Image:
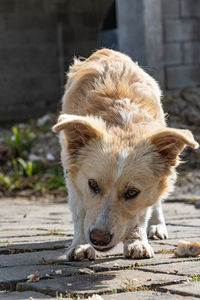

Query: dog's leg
<box><xmin>147</xmin><ymin>200</ymin><xmax>168</xmax><ymax>240</ymax></box>
<box><xmin>123</xmin><ymin>208</ymin><xmax>154</xmax><ymax>259</ymax></box>
<box><xmin>66</xmin><ymin>178</ymin><xmax>95</xmax><ymax>261</ymax></box>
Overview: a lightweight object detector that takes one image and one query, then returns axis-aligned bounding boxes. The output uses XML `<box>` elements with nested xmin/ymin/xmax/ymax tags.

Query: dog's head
<box><xmin>53</xmin><ymin>114</ymin><xmax>198</xmax><ymax>251</ymax></box>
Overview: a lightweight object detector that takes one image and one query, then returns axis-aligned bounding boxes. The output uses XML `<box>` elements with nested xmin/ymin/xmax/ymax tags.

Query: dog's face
<box><xmin>53</xmin><ymin>114</ymin><xmax>198</xmax><ymax>251</ymax></box>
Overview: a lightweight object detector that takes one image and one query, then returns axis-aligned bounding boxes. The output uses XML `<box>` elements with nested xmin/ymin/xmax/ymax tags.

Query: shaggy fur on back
<box><xmin>63</xmin><ymin>49</ymin><xmax>165</xmax><ymax>126</ymax></box>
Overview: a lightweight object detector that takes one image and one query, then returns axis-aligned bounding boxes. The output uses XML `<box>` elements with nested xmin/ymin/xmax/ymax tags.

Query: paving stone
<box><xmin>166</xmin><ymin>225</ymin><xmax>200</xmax><ymax>239</ymax></box>
<box><xmin>0</xmin><ymin>230</ymin><xmax>54</xmax><ymax>238</ymax></box>
<box><xmin>167</xmin><ymin>218</ymin><xmax>200</xmax><ymax>227</ymax></box>
<box><xmin>0</xmin><ymin>221</ymin><xmax>73</xmax><ymax>230</ymax></box>
<box><xmin>0</xmin><ymin>264</ymin><xmax>80</xmax><ymax>290</ymax></box>
<box><xmin>159</xmin><ymin>281</ymin><xmax>200</xmax><ymax>298</ymax></box>
<box><xmin>0</xmin><ymin>201</ymin><xmax>71</xmax><ymax>224</ymax></box>
<box><xmin>16</xmin><ymin>269</ymin><xmax>188</xmax><ymax>297</ymax></box>
<box><xmin>138</xmin><ymin>260</ymin><xmax>200</xmax><ymax>277</ymax></box>
<box><xmin>0</xmin><ymin>291</ymin><xmax>53</xmax><ymax>299</ymax></box>
<box><xmin>0</xmin><ymin>249</ymin><xmax>66</xmax><ymax>267</ymax></box>
<box><xmin>0</xmin><ymin>240</ymin><xmax>70</xmax><ymax>252</ymax></box>
<box><xmin>0</xmin><ymin>235</ymin><xmax>71</xmax><ymax>248</ymax></box>
<box><xmin>163</xmin><ymin>202</ymin><xmax>200</xmax><ymax>219</ymax></box>
<box><xmin>100</xmin><ymin>290</ymin><xmax>198</xmax><ymax>299</ymax></box>
<box><xmin>64</xmin><ymin>254</ymin><xmax>199</xmax><ymax>272</ymax></box>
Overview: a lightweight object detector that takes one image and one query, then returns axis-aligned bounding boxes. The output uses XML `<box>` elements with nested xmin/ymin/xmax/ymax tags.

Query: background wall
<box><xmin>0</xmin><ymin>0</ymin><xmax>112</xmax><ymax>122</ymax></box>
<box><xmin>162</xmin><ymin>0</ymin><xmax>200</xmax><ymax>90</ymax></box>
<box><xmin>117</xmin><ymin>0</ymin><xmax>200</xmax><ymax>91</ymax></box>
<box><xmin>0</xmin><ymin>0</ymin><xmax>199</xmax><ymax>122</ymax></box>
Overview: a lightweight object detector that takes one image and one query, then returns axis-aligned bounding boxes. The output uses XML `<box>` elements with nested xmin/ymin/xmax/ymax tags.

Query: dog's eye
<box><xmin>88</xmin><ymin>179</ymin><xmax>100</xmax><ymax>194</ymax></box>
<box><xmin>125</xmin><ymin>188</ymin><xmax>140</xmax><ymax>200</ymax></box>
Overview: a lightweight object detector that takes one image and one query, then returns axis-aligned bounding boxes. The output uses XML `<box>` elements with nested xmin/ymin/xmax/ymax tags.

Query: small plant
<box><xmin>0</xmin><ymin>122</ymin><xmax>67</xmax><ymax>196</ymax></box>
<box><xmin>121</xmin><ymin>278</ymin><xmax>137</xmax><ymax>292</ymax></box>
<box><xmin>7</xmin><ymin>126</ymin><xmax>35</xmax><ymax>158</ymax></box>
<box><xmin>0</xmin><ymin>173</ymin><xmax>12</xmax><ymax>192</ymax></box>
<box><xmin>12</xmin><ymin>158</ymin><xmax>42</xmax><ymax>177</ymax></box>
<box><xmin>34</xmin><ymin>181</ymin><xmax>46</xmax><ymax>193</ymax></box>
<box><xmin>46</xmin><ymin>166</ymin><xmax>66</xmax><ymax>191</ymax></box>
<box><xmin>156</xmin><ymin>248</ymin><xmax>174</xmax><ymax>254</ymax></box>
<box><xmin>121</xmin><ymin>278</ymin><xmax>149</xmax><ymax>292</ymax></box>
<box><xmin>163</xmin><ymin>95</ymin><xmax>177</xmax><ymax>105</ymax></box>
<box><xmin>190</xmin><ymin>275</ymin><xmax>200</xmax><ymax>281</ymax></box>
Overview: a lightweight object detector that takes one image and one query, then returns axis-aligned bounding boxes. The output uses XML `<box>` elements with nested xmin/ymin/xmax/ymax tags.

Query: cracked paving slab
<box><xmin>0</xmin><ymin>240</ymin><xmax>71</xmax><ymax>254</ymax></box>
<box><xmin>16</xmin><ymin>269</ymin><xmax>188</xmax><ymax>297</ymax></box>
<box><xmin>0</xmin><ymin>249</ymin><xmax>66</xmax><ymax>267</ymax></box>
<box><xmin>0</xmin><ymin>264</ymin><xmax>82</xmax><ymax>290</ymax></box>
<box><xmin>64</xmin><ymin>255</ymin><xmax>200</xmax><ymax>272</ymax></box>
<box><xmin>0</xmin><ymin>236</ymin><xmax>71</xmax><ymax>250</ymax></box>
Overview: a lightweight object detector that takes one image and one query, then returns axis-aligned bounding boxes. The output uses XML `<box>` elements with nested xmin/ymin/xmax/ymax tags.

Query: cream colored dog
<box><xmin>53</xmin><ymin>49</ymin><xmax>198</xmax><ymax>261</ymax></box>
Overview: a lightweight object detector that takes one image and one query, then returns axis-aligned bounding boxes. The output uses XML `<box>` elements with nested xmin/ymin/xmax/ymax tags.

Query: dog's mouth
<box><xmin>93</xmin><ymin>245</ymin><xmax>114</xmax><ymax>252</ymax></box>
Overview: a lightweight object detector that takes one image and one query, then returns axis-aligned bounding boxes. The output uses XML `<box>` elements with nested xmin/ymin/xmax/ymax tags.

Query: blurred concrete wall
<box><xmin>117</xmin><ymin>0</ymin><xmax>200</xmax><ymax>90</ymax></box>
<box><xmin>0</xmin><ymin>0</ymin><xmax>112</xmax><ymax>122</ymax></box>
<box><xmin>162</xmin><ymin>0</ymin><xmax>200</xmax><ymax>90</ymax></box>
<box><xmin>0</xmin><ymin>0</ymin><xmax>199</xmax><ymax>122</ymax></box>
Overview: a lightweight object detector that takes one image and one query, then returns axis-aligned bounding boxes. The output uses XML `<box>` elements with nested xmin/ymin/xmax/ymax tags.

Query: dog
<box><xmin>53</xmin><ymin>49</ymin><xmax>198</xmax><ymax>261</ymax></box>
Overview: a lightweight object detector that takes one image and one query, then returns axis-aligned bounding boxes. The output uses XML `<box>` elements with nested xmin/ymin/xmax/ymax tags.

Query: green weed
<box><xmin>0</xmin><ymin>173</ymin><xmax>12</xmax><ymax>192</ymax></box>
<box><xmin>190</xmin><ymin>275</ymin><xmax>200</xmax><ymax>281</ymax></box>
<box><xmin>13</xmin><ymin>158</ymin><xmax>42</xmax><ymax>177</ymax></box>
<box><xmin>0</xmin><ymin>240</ymin><xmax>9</xmax><ymax>244</ymax></box>
<box><xmin>0</xmin><ymin>124</ymin><xmax>67</xmax><ymax>196</ymax></box>
<box><xmin>46</xmin><ymin>166</ymin><xmax>66</xmax><ymax>191</ymax></box>
<box><xmin>7</xmin><ymin>126</ymin><xmax>35</xmax><ymax>158</ymax></box>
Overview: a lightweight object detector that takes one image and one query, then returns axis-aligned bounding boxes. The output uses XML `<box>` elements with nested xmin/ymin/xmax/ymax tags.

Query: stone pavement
<box><xmin>0</xmin><ymin>198</ymin><xmax>199</xmax><ymax>300</ymax></box>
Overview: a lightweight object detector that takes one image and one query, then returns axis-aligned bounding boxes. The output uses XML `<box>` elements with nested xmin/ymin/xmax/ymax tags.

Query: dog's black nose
<box><xmin>90</xmin><ymin>229</ymin><xmax>112</xmax><ymax>246</ymax></box>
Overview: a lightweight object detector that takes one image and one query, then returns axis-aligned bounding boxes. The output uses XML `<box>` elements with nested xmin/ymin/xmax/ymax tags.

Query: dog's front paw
<box><xmin>124</xmin><ymin>240</ymin><xmax>154</xmax><ymax>259</ymax></box>
<box><xmin>148</xmin><ymin>224</ymin><xmax>168</xmax><ymax>240</ymax></box>
<box><xmin>66</xmin><ymin>244</ymin><xmax>96</xmax><ymax>261</ymax></box>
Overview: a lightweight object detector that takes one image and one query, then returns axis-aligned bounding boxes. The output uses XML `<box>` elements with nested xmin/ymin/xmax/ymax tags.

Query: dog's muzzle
<box><xmin>89</xmin><ymin>229</ymin><xmax>112</xmax><ymax>250</ymax></box>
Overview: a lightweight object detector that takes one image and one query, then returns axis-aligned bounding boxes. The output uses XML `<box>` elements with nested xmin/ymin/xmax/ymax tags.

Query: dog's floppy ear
<box><xmin>150</xmin><ymin>128</ymin><xmax>199</xmax><ymax>166</ymax></box>
<box><xmin>53</xmin><ymin>114</ymin><xmax>103</xmax><ymax>155</ymax></box>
